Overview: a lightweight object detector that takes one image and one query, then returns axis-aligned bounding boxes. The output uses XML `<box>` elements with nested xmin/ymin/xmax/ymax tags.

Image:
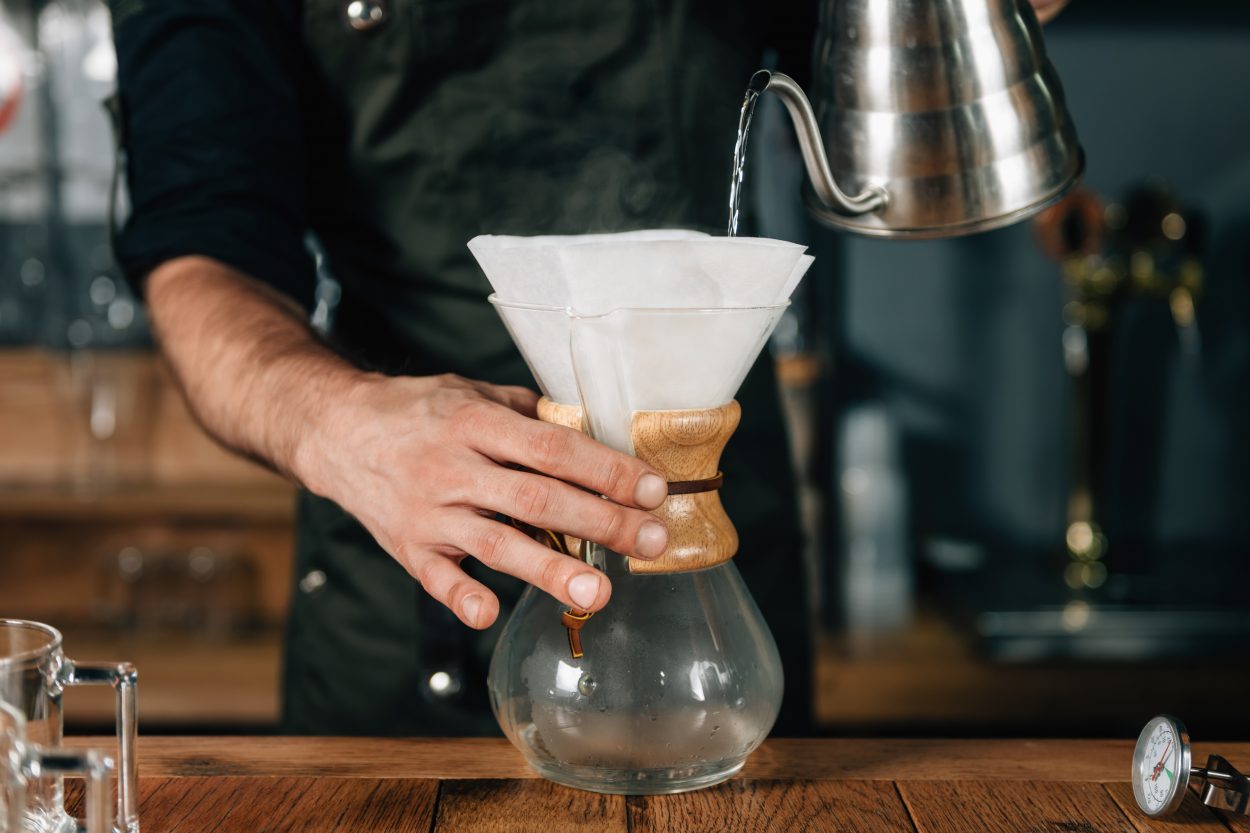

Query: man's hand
<box><xmin>1031</xmin><ymin>0</ymin><xmax>1071</xmax><ymax>24</ymax></box>
<box><xmin>298</xmin><ymin>373</ymin><xmax>670</xmax><ymax>629</ymax></box>
<box><xmin>145</xmin><ymin>256</ymin><xmax>669</xmax><ymax>632</ymax></box>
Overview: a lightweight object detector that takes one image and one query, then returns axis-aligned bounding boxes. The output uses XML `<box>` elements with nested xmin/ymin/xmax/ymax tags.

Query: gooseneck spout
<box><xmin>750</xmin><ymin>70</ymin><xmax>888</xmax><ymax>217</ymax></box>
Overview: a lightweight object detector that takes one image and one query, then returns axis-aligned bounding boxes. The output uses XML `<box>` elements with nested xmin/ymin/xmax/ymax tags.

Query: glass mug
<box><xmin>1</xmin><ymin>701</ymin><xmax>112</xmax><ymax>833</ymax></box>
<box><xmin>0</xmin><ymin>621</ymin><xmax>137</xmax><ymax>833</ymax></box>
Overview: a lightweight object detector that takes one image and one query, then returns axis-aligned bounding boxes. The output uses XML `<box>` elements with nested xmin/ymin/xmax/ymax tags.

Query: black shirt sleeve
<box><xmin>111</xmin><ymin>0</ymin><xmax>315</xmax><ymax>310</ymax></box>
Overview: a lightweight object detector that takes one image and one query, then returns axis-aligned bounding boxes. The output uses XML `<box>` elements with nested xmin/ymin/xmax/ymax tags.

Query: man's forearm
<box><xmin>141</xmin><ymin>255</ymin><xmax>669</xmax><ymax>625</ymax></box>
<box><xmin>145</xmin><ymin>255</ymin><xmax>370</xmax><ymax>486</ymax></box>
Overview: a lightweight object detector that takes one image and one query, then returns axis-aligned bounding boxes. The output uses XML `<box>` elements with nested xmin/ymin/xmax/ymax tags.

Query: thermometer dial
<box><xmin>1132</xmin><ymin>715</ymin><xmax>1192</xmax><ymax>817</ymax></box>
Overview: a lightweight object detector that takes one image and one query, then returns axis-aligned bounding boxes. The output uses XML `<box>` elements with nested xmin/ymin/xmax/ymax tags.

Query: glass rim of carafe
<box><xmin>0</xmin><ymin>619</ymin><xmax>63</xmax><ymax>668</ymax></box>
<box><xmin>487</xmin><ymin>294</ymin><xmax>790</xmax><ymax>318</ymax></box>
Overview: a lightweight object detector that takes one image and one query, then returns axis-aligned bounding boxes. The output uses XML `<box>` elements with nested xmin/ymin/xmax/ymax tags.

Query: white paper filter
<box><xmin>470</xmin><ymin>230</ymin><xmax>710</xmax><ymax>308</ymax></box>
<box><xmin>470</xmin><ymin>230</ymin><xmax>813</xmax><ymax>451</ymax></box>
<box><xmin>569</xmin><ymin>306</ymin><xmax>787</xmax><ymax>453</ymax></box>
<box><xmin>490</xmin><ymin>298</ymin><xmax>581</xmax><ymax>405</ymax></box>
<box><xmin>557</xmin><ymin>238</ymin><xmax>810</xmax><ymax>313</ymax></box>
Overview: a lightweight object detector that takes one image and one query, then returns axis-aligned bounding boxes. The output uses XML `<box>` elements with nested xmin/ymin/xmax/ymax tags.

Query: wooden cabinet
<box><xmin>0</xmin><ymin>348</ymin><xmax>295</xmax><ymax>730</ymax></box>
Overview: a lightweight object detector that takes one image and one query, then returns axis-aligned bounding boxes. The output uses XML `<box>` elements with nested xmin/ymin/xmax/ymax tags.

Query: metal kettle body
<box><xmin>755</xmin><ymin>0</ymin><xmax>1083</xmax><ymax>239</ymax></box>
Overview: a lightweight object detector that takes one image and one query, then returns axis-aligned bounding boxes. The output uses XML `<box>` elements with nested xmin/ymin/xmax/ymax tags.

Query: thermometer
<box><xmin>1132</xmin><ymin>715</ymin><xmax>1250</xmax><ymax>818</ymax></box>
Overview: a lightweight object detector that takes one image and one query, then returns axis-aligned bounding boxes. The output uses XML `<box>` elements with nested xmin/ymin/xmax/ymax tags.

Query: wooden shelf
<box><xmin>815</xmin><ymin>609</ymin><xmax>1250</xmax><ymax>735</ymax></box>
<box><xmin>0</xmin><ymin>347</ymin><xmax>286</xmax><ymax>492</ymax></box>
<box><xmin>0</xmin><ymin>483</ymin><xmax>295</xmax><ymax>523</ymax></box>
<box><xmin>62</xmin><ymin>629</ymin><xmax>283</xmax><ymax>729</ymax></box>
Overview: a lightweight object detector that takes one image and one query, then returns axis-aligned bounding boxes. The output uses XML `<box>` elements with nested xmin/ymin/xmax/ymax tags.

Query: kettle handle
<box><xmin>751</xmin><ymin>70</ymin><xmax>888</xmax><ymax>217</ymax></box>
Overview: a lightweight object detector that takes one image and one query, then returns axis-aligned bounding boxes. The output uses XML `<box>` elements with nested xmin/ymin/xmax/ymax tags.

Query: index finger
<box><xmin>469</xmin><ymin>381</ymin><xmax>540</xmax><ymax>417</ymax></box>
<box><xmin>468</xmin><ymin>407</ymin><xmax>669</xmax><ymax>510</ymax></box>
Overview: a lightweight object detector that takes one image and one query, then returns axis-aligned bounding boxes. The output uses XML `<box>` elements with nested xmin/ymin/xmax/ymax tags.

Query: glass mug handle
<box><xmin>58</xmin><ymin>662</ymin><xmax>138</xmax><ymax>833</ymax></box>
<box><xmin>31</xmin><ymin>749</ymin><xmax>113</xmax><ymax>833</ymax></box>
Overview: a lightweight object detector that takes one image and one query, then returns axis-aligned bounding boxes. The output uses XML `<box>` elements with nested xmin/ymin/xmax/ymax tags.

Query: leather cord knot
<box><xmin>561</xmin><ymin>608</ymin><xmax>592</xmax><ymax>659</ymax></box>
<box><xmin>510</xmin><ymin>517</ymin><xmax>594</xmax><ymax>659</ymax></box>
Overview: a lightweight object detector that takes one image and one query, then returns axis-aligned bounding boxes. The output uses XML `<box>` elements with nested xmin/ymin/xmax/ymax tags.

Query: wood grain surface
<box><xmin>57</xmin><ymin>739</ymin><xmax>1250</xmax><ymax>833</ymax></box>
<box><xmin>630</xmin><ymin>779</ymin><xmax>914</xmax><ymax>833</ymax></box>
<box><xmin>899</xmin><ymin>781</ymin><xmax>1136</xmax><ymax>833</ymax></box>
<box><xmin>66</xmin><ymin>777</ymin><xmax>438</xmax><ymax>833</ymax></box>
<box><xmin>1219</xmin><ymin>806</ymin><xmax>1250</xmax><ymax>833</ymax></box>
<box><xmin>436</xmin><ymin>780</ymin><xmax>625</xmax><ymax>833</ymax></box>
<box><xmin>535</xmin><ymin>398</ymin><xmax>587</xmax><ymax>558</ymax></box>
<box><xmin>61</xmin><ymin>737</ymin><xmax>1250</xmax><ymax>783</ymax></box>
<box><xmin>1104</xmin><ymin>782</ymin><xmax>1233</xmax><ymax>833</ymax></box>
<box><xmin>535</xmin><ymin>397</ymin><xmax>743</xmax><ymax>574</ymax></box>
<box><xmin>628</xmin><ymin>402</ymin><xmax>740</xmax><ymax>574</ymax></box>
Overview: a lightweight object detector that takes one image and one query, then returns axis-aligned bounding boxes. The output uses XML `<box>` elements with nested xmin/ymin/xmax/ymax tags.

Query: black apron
<box><xmin>283</xmin><ymin>0</ymin><xmax>811</xmax><ymax>735</ymax></box>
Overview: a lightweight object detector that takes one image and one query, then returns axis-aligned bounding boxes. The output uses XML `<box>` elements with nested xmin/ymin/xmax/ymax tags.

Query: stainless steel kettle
<box><xmin>755</xmin><ymin>0</ymin><xmax>1084</xmax><ymax>238</ymax></box>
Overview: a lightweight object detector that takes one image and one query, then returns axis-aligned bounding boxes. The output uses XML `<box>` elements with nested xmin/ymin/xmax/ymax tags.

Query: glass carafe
<box><xmin>489</xmin><ymin>553</ymin><xmax>781</xmax><ymax>794</ymax></box>
<box><xmin>486</xmin><ymin>302</ymin><xmax>787</xmax><ymax>794</ymax></box>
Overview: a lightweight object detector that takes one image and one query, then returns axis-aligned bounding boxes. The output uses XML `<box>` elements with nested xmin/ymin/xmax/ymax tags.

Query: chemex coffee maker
<box><xmin>469</xmin><ymin>0</ymin><xmax>1083</xmax><ymax>795</ymax></box>
<box><xmin>472</xmin><ymin>231</ymin><xmax>810</xmax><ymax>794</ymax></box>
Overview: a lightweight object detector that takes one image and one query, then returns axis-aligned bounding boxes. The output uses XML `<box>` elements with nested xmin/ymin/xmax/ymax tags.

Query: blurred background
<box><xmin>1</xmin><ymin>0</ymin><xmax>1248</xmax><ymax>738</ymax></box>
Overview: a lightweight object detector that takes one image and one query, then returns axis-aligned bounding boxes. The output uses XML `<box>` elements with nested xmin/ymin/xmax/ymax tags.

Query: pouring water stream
<box><xmin>727</xmin><ymin>84</ymin><xmax>762</xmax><ymax>237</ymax></box>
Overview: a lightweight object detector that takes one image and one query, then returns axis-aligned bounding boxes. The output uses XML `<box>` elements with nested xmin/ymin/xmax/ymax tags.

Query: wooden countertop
<box><xmin>65</xmin><ymin>737</ymin><xmax>1250</xmax><ymax>832</ymax></box>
